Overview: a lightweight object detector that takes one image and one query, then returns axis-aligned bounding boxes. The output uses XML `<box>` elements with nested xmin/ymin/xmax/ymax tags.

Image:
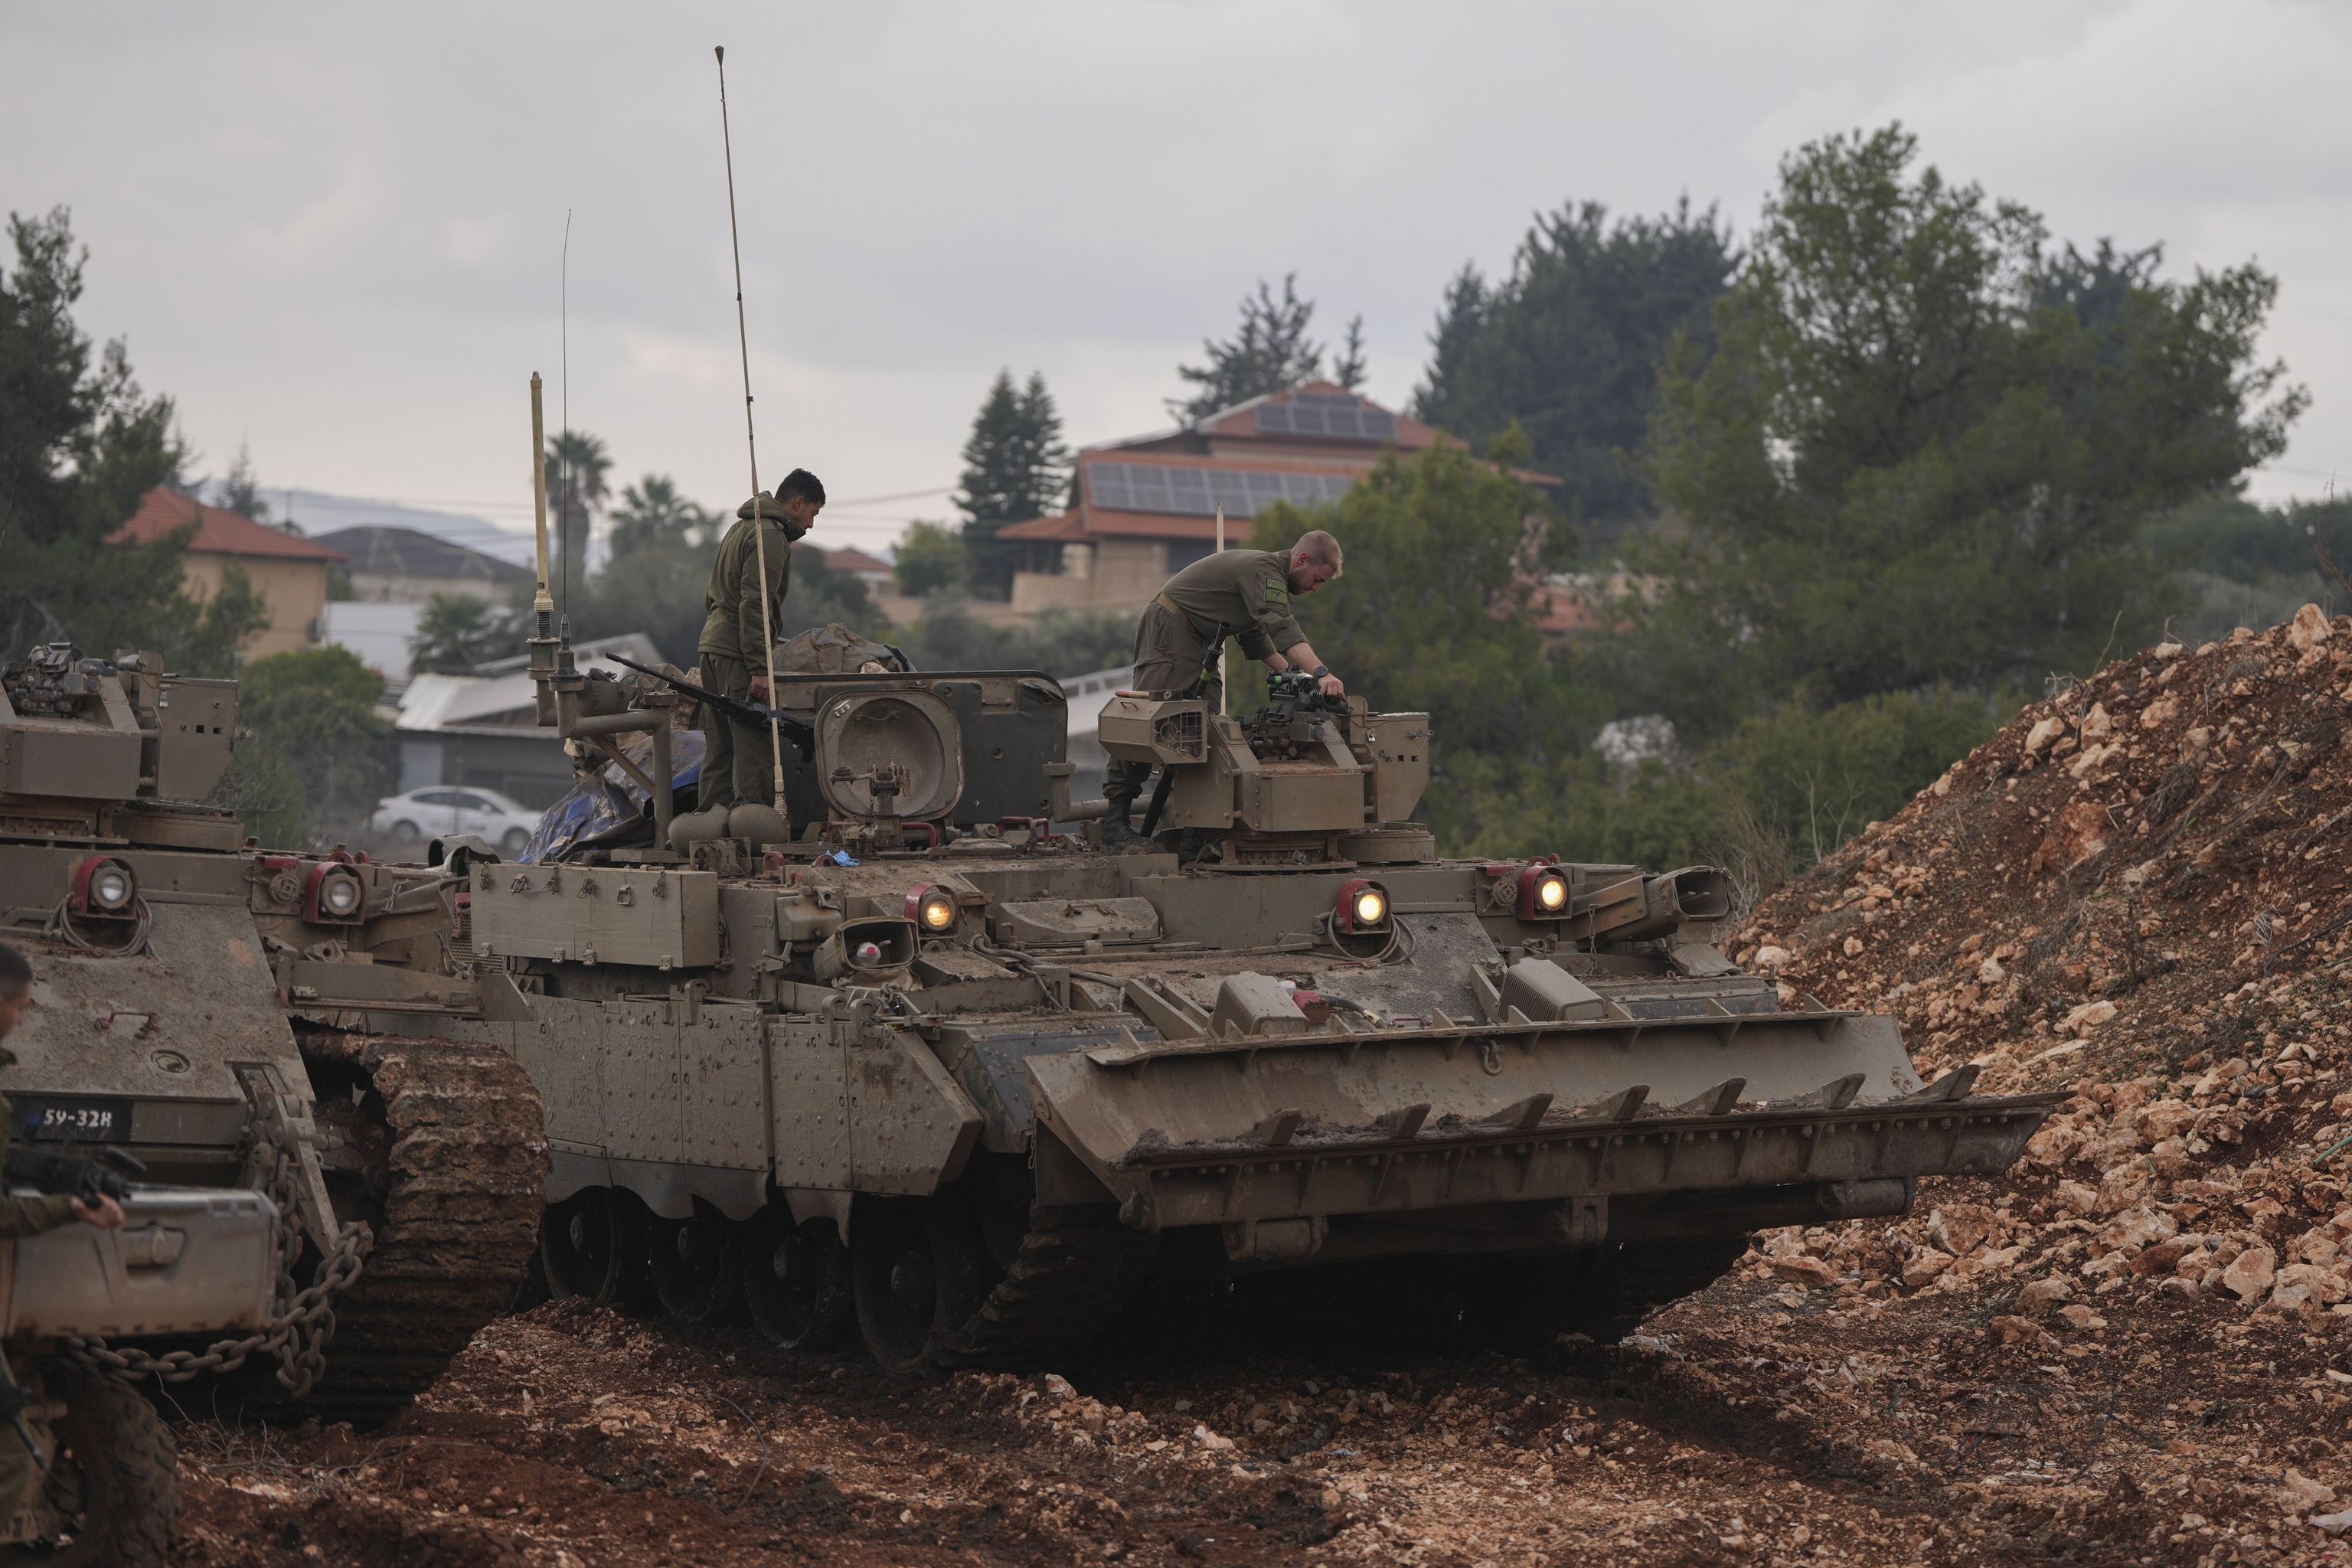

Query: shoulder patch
<box><xmin>1261</xmin><ymin>577</ymin><xmax>1290</xmax><ymax>603</ymax></box>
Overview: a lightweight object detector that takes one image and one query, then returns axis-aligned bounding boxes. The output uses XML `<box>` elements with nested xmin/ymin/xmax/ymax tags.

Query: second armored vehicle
<box><xmin>366</xmin><ymin>645</ymin><xmax>2062</xmax><ymax>1372</ymax></box>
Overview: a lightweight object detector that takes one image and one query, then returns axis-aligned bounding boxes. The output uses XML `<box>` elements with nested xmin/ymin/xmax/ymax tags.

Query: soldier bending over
<box><xmin>1103</xmin><ymin>529</ymin><xmax>1346</xmax><ymax>851</ymax></box>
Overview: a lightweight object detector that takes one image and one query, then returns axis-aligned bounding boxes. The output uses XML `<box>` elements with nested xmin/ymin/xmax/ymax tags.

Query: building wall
<box><xmin>179</xmin><ymin>551</ymin><xmax>332</xmax><ymax>660</ymax></box>
<box><xmin>346</xmin><ymin>571</ymin><xmax>513</xmax><ymax>605</ymax></box>
<box><xmin>1008</xmin><ymin>537</ymin><xmax>1169</xmax><ymax>616</ymax></box>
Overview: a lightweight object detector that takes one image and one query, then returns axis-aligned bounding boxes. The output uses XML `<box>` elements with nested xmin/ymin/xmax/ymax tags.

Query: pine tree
<box><xmin>1168</xmin><ymin>275</ymin><xmax>1333</xmax><ymax>422</ymax></box>
<box><xmin>956</xmin><ymin>371</ymin><xmax>1070</xmax><ymax>599</ymax></box>
<box><xmin>214</xmin><ymin>441</ymin><xmax>272</xmax><ymax>524</ymax></box>
<box><xmin>1412</xmin><ymin>201</ymin><xmax>1736</xmax><ymax>523</ymax></box>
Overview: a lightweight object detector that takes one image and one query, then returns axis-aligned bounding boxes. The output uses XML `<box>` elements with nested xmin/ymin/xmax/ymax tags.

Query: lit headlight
<box><xmin>92</xmin><ymin>866</ymin><xmax>132</xmax><ymax>910</ymax></box>
<box><xmin>1517</xmin><ymin>865</ymin><xmax>1570</xmax><ymax>920</ymax></box>
<box><xmin>319</xmin><ymin>872</ymin><xmax>363</xmax><ymax>917</ymax></box>
<box><xmin>73</xmin><ymin>855</ymin><xmax>137</xmax><ymax>916</ymax></box>
<box><xmin>1335</xmin><ymin>877</ymin><xmax>1391</xmax><ymax>935</ymax></box>
<box><xmin>905</xmin><ymin>884</ymin><xmax>959</xmax><ymax>934</ymax></box>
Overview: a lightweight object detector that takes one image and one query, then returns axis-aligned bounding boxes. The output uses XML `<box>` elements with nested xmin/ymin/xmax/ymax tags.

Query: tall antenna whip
<box><xmin>714</xmin><ymin>44</ymin><xmax>788</xmax><ymax>813</ymax></box>
<box><xmin>560</xmin><ymin>207</ymin><xmax>573</xmax><ymax>630</ymax></box>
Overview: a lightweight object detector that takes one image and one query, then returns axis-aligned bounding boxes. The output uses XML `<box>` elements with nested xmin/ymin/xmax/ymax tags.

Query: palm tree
<box><xmin>543</xmin><ymin>430</ymin><xmax>612</xmax><ymax>603</ymax></box>
<box><xmin>608</xmin><ymin>473</ymin><xmax>715</xmax><ymax>557</ymax></box>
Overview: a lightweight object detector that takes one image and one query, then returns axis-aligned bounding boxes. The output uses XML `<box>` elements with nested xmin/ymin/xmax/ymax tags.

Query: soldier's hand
<box><xmin>1317</xmin><ymin>672</ymin><xmax>1345</xmax><ymax>698</ymax></box>
<box><xmin>70</xmin><ymin>1194</ymin><xmax>125</xmax><ymax>1230</ymax></box>
<box><xmin>750</xmin><ymin>675</ymin><xmax>771</xmax><ymax>702</ymax></box>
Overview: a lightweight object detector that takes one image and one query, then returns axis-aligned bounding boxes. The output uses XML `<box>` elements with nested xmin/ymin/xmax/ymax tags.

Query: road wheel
<box><xmin>390</xmin><ymin>819</ymin><xmax>420</xmax><ymax>844</ymax></box>
<box><xmin>500</xmin><ymin>827</ymin><xmax>531</xmax><ymax>856</ymax></box>
<box><xmin>650</xmin><ymin>1198</ymin><xmax>744</xmax><ymax>1325</ymax></box>
<box><xmin>0</xmin><ymin>1358</ymin><xmax>179</xmax><ymax>1567</ymax></box>
<box><xmin>539</xmin><ymin>1186</ymin><xmax>655</xmax><ymax>1309</ymax></box>
<box><xmin>742</xmin><ymin>1204</ymin><xmax>853</xmax><ymax>1351</ymax></box>
<box><xmin>851</xmin><ymin>1195</ymin><xmax>986</xmax><ymax>1376</ymax></box>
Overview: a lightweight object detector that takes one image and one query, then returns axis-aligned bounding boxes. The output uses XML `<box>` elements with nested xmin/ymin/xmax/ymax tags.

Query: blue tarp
<box><xmin>518</xmin><ymin>726</ymin><xmax>706</xmax><ymax>864</ymax></box>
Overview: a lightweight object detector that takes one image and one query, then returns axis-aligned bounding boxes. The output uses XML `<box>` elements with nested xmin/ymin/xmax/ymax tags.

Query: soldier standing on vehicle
<box><xmin>1102</xmin><ymin>529</ymin><xmax>1347</xmax><ymax>851</ymax></box>
<box><xmin>694</xmin><ymin>469</ymin><xmax>825</xmax><ymax>817</ymax></box>
<box><xmin>0</xmin><ymin>941</ymin><xmax>124</xmax><ymax>1522</ymax></box>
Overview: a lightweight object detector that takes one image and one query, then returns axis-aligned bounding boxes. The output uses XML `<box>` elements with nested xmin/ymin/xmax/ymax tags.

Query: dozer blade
<box><xmin>1028</xmin><ymin>1008</ymin><xmax>2060</xmax><ymax>1233</ymax></box>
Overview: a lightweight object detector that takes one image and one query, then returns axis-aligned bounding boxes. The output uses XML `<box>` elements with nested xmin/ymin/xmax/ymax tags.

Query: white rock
<box><xmin>2282</xmin><ymin>1468</ymin><xmax>2336</xmax><ymax>1510</ymax></box>
<box><xmin>2026</xmin><ymin>716</ymin><xmax>2065</xmax><ymax>753</ymax></box>
<box><xmin>2222</xmin><ymin>1245</ymin><xmax>2278</xmax><ymax>1301</ymax></box>
<box><xmin>2288</xmin><ymin>603</ymin><xmax>2334</xmax><ymax>652</ymax></box>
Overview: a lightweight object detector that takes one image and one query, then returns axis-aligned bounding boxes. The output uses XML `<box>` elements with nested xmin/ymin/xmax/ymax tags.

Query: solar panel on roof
<box><xmin>1086</xmin><ymin>462</ymin><xmax>1356</xmax><ymax>518</ymax></box>
<box><xmin>1256</xmin><ymin>397</ymin><xmax>1396</xmax><ymax>441</ymax></box>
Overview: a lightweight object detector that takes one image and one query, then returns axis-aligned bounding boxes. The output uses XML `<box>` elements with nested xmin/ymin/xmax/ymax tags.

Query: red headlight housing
<box><xmin>1335</xmin><ymin>877</ymin><xmax>1391</xmax><ymax>933</ymax></box>
<box><xmin>303</xmin><ymin>862</ymin><xmax>368</xmax><ymax>925</ymax></box>
<box><xmin>1516</xmin><ymin>862</ymin><xmax>1570</xmax><ymax>921</ymax></box>
<box><xmin>905</xmin><ymin>883</ymin><xmax>959</xmax><ymax>936</ymax></box>
<box><xmin>70</xmin><ymin>854</ymin><xmax>138</xmax><ymax>917</ymax></box>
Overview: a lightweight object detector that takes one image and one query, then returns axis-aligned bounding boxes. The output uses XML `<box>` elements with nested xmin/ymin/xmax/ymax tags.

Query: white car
<box><xmin>371</xmin><ymin>786</ymin><xmax>539</xmax><ymax>856</ymax></box>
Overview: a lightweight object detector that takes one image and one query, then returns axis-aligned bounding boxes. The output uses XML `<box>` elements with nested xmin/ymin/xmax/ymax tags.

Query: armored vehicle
<box><xmin>0</xmin><ymin>642</ymin><xmax>547</xmax><ymax>1421</ymax></box>
<box><xmin>0</xmin><ymin>1147</ymin><xmax>278</xmax><ymax>1565</ymax></box>
<box><xmin>400</xmin><ymin>642</ymin><xmax>2063</xmax><ymax>1374</ymax></box>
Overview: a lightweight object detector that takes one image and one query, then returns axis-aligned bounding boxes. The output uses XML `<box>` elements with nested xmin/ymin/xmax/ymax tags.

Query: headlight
<box><xmin>1517</xmin><ymin>865</ymin><xmax>1570</xmax><ymax>920</ymax></box>
<box><xmin>904</xmin><ymin>884</ymin><xmax>959</xmax><ymax>934</ymax></box>
<box><xmin>92</xmin><ymin>866</ymin><xmax>132</xmax><ymax>910</ymax></box>
<box><xmin>1335</xmin><ymin>877</ymin><xmax>1391</xmax><ymax>935</ymax></box>
<box><xmin>72</xmin><ymin>855</ymin><xmax>137</xmax><ymax>916</ymax></box>
<box><xmin>320</xmin><ymin>873</ymin><xmax>363</xmax><ymax>917</ymax></box>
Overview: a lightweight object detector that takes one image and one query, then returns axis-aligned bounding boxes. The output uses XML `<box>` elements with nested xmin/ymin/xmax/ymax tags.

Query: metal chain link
<box><xmin>64</xmin><ymin>1142</ymin><xmax>374</xmax><ymax>1399</ymax></box>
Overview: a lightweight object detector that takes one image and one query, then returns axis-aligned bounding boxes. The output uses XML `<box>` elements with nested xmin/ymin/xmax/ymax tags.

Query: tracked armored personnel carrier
<box><xmin>0</xmin><ymin>642</ymin><xmax>547</xmax><ymax>1420</ymax></box>
<box><xmin>439</xmin><ymin>642</ymin><xmax>2063</xmax><ymax>1374</ymax></box>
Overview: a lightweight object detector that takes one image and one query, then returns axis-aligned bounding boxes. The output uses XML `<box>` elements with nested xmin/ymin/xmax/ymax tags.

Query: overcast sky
<box><xmin>5</xmin><ymin>1</ymin><xmax>2348</xmax><ymax>554</ymax></box>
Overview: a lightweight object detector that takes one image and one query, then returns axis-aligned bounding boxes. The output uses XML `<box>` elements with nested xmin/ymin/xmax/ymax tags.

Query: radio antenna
<box><xmin>714</xmin><ymin>44</ymin><xmax>787</xmax><ymax>813</ymax></box>
<box><xmin>560</xmin><ymin>207</ymin><xmax>573</xmax><ymax>632</ymax></box>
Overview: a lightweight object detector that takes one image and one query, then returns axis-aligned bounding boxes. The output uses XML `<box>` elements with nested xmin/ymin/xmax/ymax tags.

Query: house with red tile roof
<box><xmin>112</xmin><ymin>487</ymin><xmax>348</xmax><ymax>659</ymax></box>
<box><xmin>816</xmin><ymin>545</ymin><xmax>897</xmax><ymax>598</ymax></box>
<box><xmin>995</xmin><ymin>382</ymin><xmax>1463</xmax><ymax>616</ymax></box>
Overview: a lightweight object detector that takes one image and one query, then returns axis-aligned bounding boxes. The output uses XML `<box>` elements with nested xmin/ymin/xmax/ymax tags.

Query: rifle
<box><xmin>3</xmin><ymin>1142</ymin><xmax>145</xmax><ymax>1206</ymax></box>
<box><xmin>606</xmin><ymin>655</ymin><xmax>816</xmax><ymax>760</ymax></box>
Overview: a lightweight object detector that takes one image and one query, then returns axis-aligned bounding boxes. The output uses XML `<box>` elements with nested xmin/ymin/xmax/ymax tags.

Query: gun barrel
<box><xmin>606</xmin><ymin>655</ymin><xmax>815</xmax><ymax>749</ymax></box>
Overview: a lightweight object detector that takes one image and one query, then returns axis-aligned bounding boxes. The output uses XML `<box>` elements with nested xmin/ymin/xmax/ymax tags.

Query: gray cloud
<box><xmin>5</xmin><ymin>0</ymin><xmax>2344</xmax><ymax>552</ymax></box>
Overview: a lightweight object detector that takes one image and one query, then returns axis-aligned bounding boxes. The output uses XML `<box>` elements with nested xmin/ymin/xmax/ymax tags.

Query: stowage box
<box><xmin>472</xmin><ymin>864</ymin><xmax>720</xmax><ymax>969</ymax></box>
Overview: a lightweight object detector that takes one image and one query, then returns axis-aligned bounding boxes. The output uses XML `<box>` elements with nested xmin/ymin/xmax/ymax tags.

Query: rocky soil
<box><xmin>163</xmin><ymin>608</ymin><xmax>2352</xmax><ymax>1566</ymax></box>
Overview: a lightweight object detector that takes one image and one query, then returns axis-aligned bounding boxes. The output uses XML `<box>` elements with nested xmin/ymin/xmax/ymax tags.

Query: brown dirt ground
<box><xmin>164</xmin><ymin>609</ymin><xmax>2352</xmax><ymax>1568</ymax></box>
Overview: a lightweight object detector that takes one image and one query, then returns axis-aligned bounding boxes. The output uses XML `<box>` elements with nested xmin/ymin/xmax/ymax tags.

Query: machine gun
<box><xmin>606</xmin><ymin>655</ymin><xmax>816</xmax><ymax>760</ymax></box>
<box><xmin>2</xmin><ymin>1142</ymin><xmax>146</xmax><ymax>1206</ymax></box>
<box><xmin>1240</xmin><ymin>669</ymin><xmax>1348</xmax><ymax>761</ymax></box>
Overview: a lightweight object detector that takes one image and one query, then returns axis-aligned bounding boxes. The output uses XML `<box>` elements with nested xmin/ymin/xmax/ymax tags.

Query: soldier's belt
<box><xmin>1152</xmin><ymin>593</ymin><xmax>1223</xmax><ymax>645</ymax></box>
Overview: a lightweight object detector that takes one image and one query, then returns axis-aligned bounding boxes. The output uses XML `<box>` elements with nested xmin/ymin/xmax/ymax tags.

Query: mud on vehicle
<box><xmin>0</xmin><ymin>643</ymin><xmax>547</xmax><ymax>1424</ymax></box>
<box><xmin>396</xmin><ymin>637</ymin><xmax>2064</xmax><ymax>1374</ymax></box>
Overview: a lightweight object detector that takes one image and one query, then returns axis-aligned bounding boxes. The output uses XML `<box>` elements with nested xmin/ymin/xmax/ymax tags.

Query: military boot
<box><xmin>1099</xmin><ymin>806</ymin><xmax>1150</xmax><ymax>852</ymax></box>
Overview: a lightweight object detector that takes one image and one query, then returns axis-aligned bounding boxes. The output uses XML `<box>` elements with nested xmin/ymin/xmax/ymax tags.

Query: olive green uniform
<box><xmin>0</xmin><ymin>1090</ymin><xmax>77</xmax><ymax>1521</ymax></box>
<box><xmin>695</xmin><ymin>496</ymin><xmax>797</xmax><ymax>814</ymax></box>
<box><xmin>1106</xmin><ymin>547</ymin><xmax>1308</xmax><ymax>816</ymax></box>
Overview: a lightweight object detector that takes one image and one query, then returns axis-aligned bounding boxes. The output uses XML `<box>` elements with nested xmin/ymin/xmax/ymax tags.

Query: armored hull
<box><xmin>0</xmin><ymin>645</ymin><xmax>546</xmax><ymax>1420</ymax></box>
<box><xmin>449</xmin><ymin>660</ymin><xmax>2059</xmax><ymax>1373</ymax></box>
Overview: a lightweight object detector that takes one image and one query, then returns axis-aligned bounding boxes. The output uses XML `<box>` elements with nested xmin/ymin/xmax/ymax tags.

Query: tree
<box><xmin>956</xmin><ymin>371</ymin><xmax>1070</xmax><ymax>599</ymax></box>
<box><xmin>1412</xmin><ymin>199</ymin><xmax>1736</xmax><ymax>523</ymax></box>
<box><xmin>409</xmin><ymin>593</ymin><xmax>524</xmax><ymax>675</ymax></box>
<box><xmin>1169</xmin><ymin>275</ymin><xmax>1338</xmax><ymax>423</ymax></box>
<box><xmin>1624</xmin><ymin>124</ymin><xmax>2301</xmax><ymax>742</ymax></box>
<box><xmin>228</xmin><ymin>645</ymin><xmax>398</xmax><ymax>847</ymax></box>
<box><xmin>0</xmin><ymin>206</ymin><xmax>222</xmax><ymax>664</ymax></box>
<box><xmin>214</xmin><ymin>441</ymin><xmax>272</xmax><ymax>525</ymax></box>
<box><xmin>608</xmin><ymin>473</ymin><xmax>715</xmax><ymax>557</ymax></box>
<box><xmin>1247</xmin><ymin>437</ymin><xmax>1592</xmax><ymax>850</ymax></box>
<box><xmin>1331</xmin><ymin>315</ymin><xmax>1368</xmax><ymax>393</ymax></box>
<box><xmin>544</xmin><ymin>429</ymin><xmax>610</xmax><ymax>601</ymax></box>
<box><xmin>892</xmin><ymin>520</ymin><xmax>963</xmax><ymax>597</ymax></box>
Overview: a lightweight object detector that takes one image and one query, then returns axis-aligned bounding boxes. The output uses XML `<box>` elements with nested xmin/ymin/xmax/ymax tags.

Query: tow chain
<box><xmin>63</xmin><ymin>1142</ymin><xmax>373</xmax><ymax>1398</ymax></box>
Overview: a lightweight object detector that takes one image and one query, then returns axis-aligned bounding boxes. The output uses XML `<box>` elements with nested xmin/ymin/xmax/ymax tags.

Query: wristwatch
<box><xmin>1312</xmin><ymin>665</ymin><xmax>1331</xmax><ymax>680</ymax></box>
